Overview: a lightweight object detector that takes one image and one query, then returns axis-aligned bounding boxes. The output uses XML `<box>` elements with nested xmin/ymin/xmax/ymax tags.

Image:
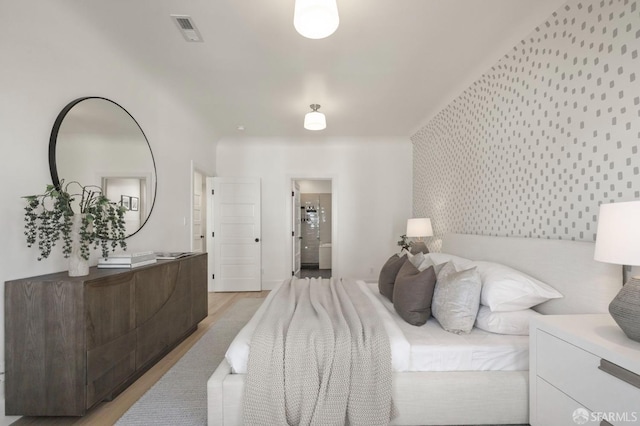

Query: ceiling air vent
<box><xmin>171</xmin><ymin>15</ymin><xmax>203</xmax><ymax>42</ymax></box>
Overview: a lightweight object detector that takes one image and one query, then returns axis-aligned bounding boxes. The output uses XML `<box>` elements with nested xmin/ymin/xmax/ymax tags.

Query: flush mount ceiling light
<box><xmin>304</xmin><ymin>104</ymin><xmax>326</xmax><ymax>130</ymax></box>
<box><xmin>294</xmin><ymin>0</ymin><xmax>339</xmax><ymax>39</ymax></box>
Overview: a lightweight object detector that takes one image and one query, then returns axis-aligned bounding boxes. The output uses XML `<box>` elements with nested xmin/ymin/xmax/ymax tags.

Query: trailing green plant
<box><xmin>23</xmin><ymin>180</ymin><xmax>127</xmax><ymax>261</ymax></box>
<box><xmin>397</xmin><ymin>234</ymin><xmax>412</xmax><ymax>252</ymax></box>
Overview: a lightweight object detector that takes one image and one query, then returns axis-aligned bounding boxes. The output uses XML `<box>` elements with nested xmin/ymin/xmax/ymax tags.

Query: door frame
<box><xmin>287</xmin><ymin>175</ymin><xmax>337</xmax><ymax>278</ymax></box>
<box><xmin>205</xmin><ymin>176</ymin><xmax>215</xmax><ymax>292</ymax></box>
<box><xmin>190</xmin><ymin>160</ymin><xmax>211</xmax><ymax>253</ymax></box>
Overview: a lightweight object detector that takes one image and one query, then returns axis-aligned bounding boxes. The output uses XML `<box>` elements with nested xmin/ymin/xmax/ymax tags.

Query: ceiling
<box><xmin>69</xmin><ymin>0</ymin><xmax>568</xmax><ymax>140</ymax></box>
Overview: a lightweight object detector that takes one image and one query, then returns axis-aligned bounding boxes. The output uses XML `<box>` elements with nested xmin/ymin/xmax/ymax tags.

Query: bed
<box><xmin>207</xmin><ymin>233</ymin><xmax>622</xmax><ymax>425</ymax></box>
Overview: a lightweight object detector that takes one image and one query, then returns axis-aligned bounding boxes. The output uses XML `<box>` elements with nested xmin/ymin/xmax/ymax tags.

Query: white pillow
<box><xmin>427</xmin><ymin>252</ymin><xmax>474</xmax><ymax>270</ymax></box>
<box><xmin>473</xmin><ymin>261</ymin><xmax>563</xmax><ymax>312</ymax></box>
<box><xmin>411</xmin><ymin>255</ymin><xmax>446</xmax><ymax>273</ymax></box>
<box><xmin>407</xmin><ymin>250</ymin><xmax>436</xmax><ymax>272</ymax></box>
<box><xmin>475</xmin><ymin>306</ymin><xmax>541</xmax><ymax>335</ymax></box>
<box><xmin>408</xmin><ymin>251</ymin><xmax>425</xmax><ymax>269</ymax></box>
<box><xmin>432</xmin><ymin>267</ymin><xmax>482</xmax><ymax>335</ymax></box>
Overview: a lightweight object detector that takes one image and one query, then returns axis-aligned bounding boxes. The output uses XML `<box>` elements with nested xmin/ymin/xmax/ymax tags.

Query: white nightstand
<box><xmin>530</xmin><ymin>314</ymin><xmax>640</xmax><ymax>426</ymax></box>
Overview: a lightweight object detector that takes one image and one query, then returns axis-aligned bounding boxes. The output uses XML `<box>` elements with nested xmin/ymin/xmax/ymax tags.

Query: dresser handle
<box><xmin>598</xmin><ymin>359</ymin><xmax>640</xmax><ymax>390</ymax></box>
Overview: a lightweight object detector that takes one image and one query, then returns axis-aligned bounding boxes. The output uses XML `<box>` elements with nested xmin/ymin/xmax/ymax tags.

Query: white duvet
<box><xmin>225</xmin><ymin>280</ymin><xmax>528</xmax><ymax>374</ymax></box>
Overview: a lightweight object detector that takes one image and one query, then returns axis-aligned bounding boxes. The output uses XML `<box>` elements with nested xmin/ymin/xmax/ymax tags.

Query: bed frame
<box><xmin>207</xmin><ymin>233</ymin><xmax>622</xmax><ymax>425</ymax></box>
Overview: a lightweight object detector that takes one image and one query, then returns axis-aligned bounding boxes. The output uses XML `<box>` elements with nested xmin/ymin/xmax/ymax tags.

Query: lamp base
<box><xmin>410</xmin><ymin>241</ymin><xmax>429</xmax><ymax>255</ymax></box>
<box><xmin>609</xmin><ymin>277</ymin><xmax>640</xmax><ymax>343</ymax></box>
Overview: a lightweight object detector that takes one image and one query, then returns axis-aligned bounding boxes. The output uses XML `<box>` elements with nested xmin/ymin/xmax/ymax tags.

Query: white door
<box><xmin>292</xmin><ymin>182</ymin><xmax>301</xmax><ymax>277</ymax></box>
<box><xmin>212</xmin><ymin>177</ymin><xmax>261</xmax><ymax>292</ymax></box>
<box><xmin>192</xmin><ymin>170</ymin><xmax>204</xmax><ymax>252</ymax></box>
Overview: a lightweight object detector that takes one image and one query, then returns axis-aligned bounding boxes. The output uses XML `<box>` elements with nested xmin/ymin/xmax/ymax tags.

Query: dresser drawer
<box><xmin>534</xmin><ymin>377</ymin><xmax>596</xmax><ymax>426</ymax></box>
<box><xmin>537</xmin><ymin>330</ymin><xmax>640</xmax><ymax>417</ymax></box>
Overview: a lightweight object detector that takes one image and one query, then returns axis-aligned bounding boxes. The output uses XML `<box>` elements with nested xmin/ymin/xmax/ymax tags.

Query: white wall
<box><xmin>298</xmin><ymin>179</ymin><xmax>332</xmax><ymax>193</ymax></box>
<box><xmin>216</xmin><ymin>137</ymin><xmax>412</xmax><ymax>289</ymax></box>
<box><xmin>0</xmin><ymin>0</ymin><xmax>216</xmax><ymax>400</ymax></box>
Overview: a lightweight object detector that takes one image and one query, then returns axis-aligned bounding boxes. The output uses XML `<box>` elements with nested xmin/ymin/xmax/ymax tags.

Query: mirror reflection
<box><xmin>50</xmin><ymin>97</ymin><xmax>157</xmax><ymax>238</ymax></box>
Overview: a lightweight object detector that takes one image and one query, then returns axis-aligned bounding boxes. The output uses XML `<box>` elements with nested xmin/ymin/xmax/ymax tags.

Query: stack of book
<box><xmin>155</xmin><ymin>251</ymin><xmax>192</xmax><ymax>260</ymax></box>
<box><xmin>98</xmin><ymin>251</ymin><xmax>157</xmax><ymax>269</ymax></box>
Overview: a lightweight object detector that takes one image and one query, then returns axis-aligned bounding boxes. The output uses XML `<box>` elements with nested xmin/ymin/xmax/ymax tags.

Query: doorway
<box><xmin>292</xmin><ymin>179</ymin><xmax>332</xmax><ymax>279</ymax></box>
<box><xmin>192</xmin><ymin>169</ymin><xmax>206</xmax><ymax>253</ymax></box>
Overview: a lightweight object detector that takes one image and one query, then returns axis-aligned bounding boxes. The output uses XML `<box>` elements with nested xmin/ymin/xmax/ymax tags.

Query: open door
<box><xmin>192</xmin><ymin>170</ymin><xmax>205</xmax><ymax>253</ymax></box>
<box><xmin>292</xmin><ymin>181</ymin><xmax>301</xmax><ymax>277</ymax></box>
<box><xmin>212</xmin><ymin>177</ymin><xmax>261</xmax><ymax>292</ymax></box>
<box><xmin>291</xmin><ymin>179</ymin><xmax>333</xmax><ymax>277</ymax></box>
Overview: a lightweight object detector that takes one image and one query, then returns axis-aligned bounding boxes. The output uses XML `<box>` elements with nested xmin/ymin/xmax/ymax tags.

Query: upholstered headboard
<box><xmin>441</xmin><ymin>233</ymin><xmax>622</xmax><ymax>315</ymax></box>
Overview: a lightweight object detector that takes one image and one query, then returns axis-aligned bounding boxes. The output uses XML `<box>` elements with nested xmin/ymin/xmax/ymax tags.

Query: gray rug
<box><xmin>116</xmin><ymin>297</ymin><xmax>264</xmax><ymax>426</ymax></box>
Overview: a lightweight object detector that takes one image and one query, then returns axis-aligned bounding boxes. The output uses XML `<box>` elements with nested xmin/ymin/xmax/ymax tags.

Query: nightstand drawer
<box><xmin>537</xmin><ymin>330</ymin><xmax>640</xmax><ymax>417</ymax></box>
<box><xmin>535</xmin><ymin>377</ymin><xmax>596</xmax><ymax>426</ymax></box>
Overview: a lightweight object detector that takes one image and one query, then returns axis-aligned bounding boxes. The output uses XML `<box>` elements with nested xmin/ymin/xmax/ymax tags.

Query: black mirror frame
<box><xmin>48</xmin><ymin>96</ymin><xmax>158</xmax><ymax>239</ymax></box>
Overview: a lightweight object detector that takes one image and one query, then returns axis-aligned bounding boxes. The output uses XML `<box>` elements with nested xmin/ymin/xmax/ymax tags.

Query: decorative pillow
<box><xmin>473</xmin><ymin>261</ymin><xmax>563</xmax><ymax>311</ymax></box>
<box><xmin>378</xmin><ymin>254</ymin><xmax>408</xmax><ymax>302</ymax></box>
<box><xmin>427</xmin><ymin>252</ymin><xmax>474</xmax><ymax>270</ymax></box>
<box><xmin>474</xmin><ymin>306</ymin><xmax>541</xmax><ymax>335</ymax></box>
<box><xmin>432</xmin><ymin>267</ymin><xmax>482</xmax><ymax>334</ymax></box>
<box><xmin>418</xmin><ymin>258</ymin><xmax>447</xmax><ymax>275</ymax></box>
<box><xmin>410</xmin><ymin>253</ymin><xmax>444</xmax><ymax>273</ymax></box>
<box><xmin>392</xmin><ymin>262</ymin><xmax>437</xmax><ymax>326</ymax></box>
<box><xmin>408</xmin><ymin>251</ymin><xmax>426</xmax><ymax>269</ymax></box>
<box><xmin>436</xmin><ymin>261</ymin><xmax>457</xmax><ymax>281</ymax></box>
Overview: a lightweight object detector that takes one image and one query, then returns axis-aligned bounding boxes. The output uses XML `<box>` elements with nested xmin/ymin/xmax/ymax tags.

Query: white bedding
<box><xmin>366</xmin><ymin>282</ymin><xmax>529</xmax><ymax>371</ymax></box>
<box><xmin>225</xmin><ymin>279</ymin><xmax>528</xmax><ymax>374</ymax></box>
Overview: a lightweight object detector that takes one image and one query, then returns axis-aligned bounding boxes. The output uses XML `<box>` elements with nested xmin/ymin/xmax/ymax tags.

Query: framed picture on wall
<box><xmin>121</xmin><ymin>195</ymin><xmax>131</xmax><ymax>210</ymax></box>
<box><xmin>130</xmin><ymin>197</ymin><xmax>139</xmax><ymax>211</ymax></box>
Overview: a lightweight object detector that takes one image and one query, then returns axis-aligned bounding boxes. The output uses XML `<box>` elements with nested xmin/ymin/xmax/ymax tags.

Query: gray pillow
<box><xmin>432</xmin><ymin>267</ymin><xmax>482</xmax><ymax>334</ymax></box>
<box><xmin>436</xmin><ymin>261</ymin><xmax>457</xmax><ymax>280</ymax></box>
<box><xmin>392</xmin><ymin>261</ymin><xmax>437</xmax><ymax>326</ymax></box>
<box><xmin>378</xmin><ymin>254</ymin><xmax>408</xmax><ymax>301</ymax></box>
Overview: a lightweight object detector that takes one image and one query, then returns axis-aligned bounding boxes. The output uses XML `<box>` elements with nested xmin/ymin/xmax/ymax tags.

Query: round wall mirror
<box><xmin>49</xmin><ymin>97</ymin><xmax>157</xmax><ymax>238</ymax></box>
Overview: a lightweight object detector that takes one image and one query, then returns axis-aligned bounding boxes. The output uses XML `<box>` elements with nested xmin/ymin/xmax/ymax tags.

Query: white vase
<box><xmin>68</xmin><ymin>214</ymin><xmax>89</xmax><ymax>277</ymax></box>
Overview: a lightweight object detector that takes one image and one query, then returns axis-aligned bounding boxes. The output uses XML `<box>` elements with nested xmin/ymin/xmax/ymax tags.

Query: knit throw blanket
<box><xmin>243</xmin><ymin>277</ymin><xmax>395</xmax><ymax>426</ymax></box>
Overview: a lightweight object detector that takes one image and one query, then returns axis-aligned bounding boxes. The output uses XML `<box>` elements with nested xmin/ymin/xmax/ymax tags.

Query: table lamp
<box><xmin>406</xmin><ymin>218</ymin><xmax>433</xmax><ymax>254</ymax></box>
<box><xmin>594</xmin><ymin>200</ymin><xmax>640</xmax><ymax>342</ymax></box>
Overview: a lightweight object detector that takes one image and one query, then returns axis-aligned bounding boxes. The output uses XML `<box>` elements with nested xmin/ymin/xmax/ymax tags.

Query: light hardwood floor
<box><xmin>12</xmin><ymin>291</ymin><xmax>267</xmax><ymax>426</ymax></box>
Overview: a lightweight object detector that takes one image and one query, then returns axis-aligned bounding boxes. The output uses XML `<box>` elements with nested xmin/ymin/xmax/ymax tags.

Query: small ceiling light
<box><xmin>294</xmin><ymin>0</ymin><xmax>339</xmax><ymax>39</ymax></box>
<box><xmin>304</xmin><ymin>104</ymin><xmax>326</xmax><ymax>131</ymax></box>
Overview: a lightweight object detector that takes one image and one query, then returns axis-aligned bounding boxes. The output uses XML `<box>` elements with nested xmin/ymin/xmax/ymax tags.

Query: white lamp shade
<box><xmin>406</xmin><ymin>218</ymin><xmax>433</xmax><ymax>238</ymax></box>
<box><xmin>304</xmin><ymin>110</ymin><xmax>326</xmax><ymax>130</ymax></box>
<box><xmin>594</xmin><ymin>201</ymin><xmax>640</xmax><ymax>266</ymax></box>
<box><xmin>294</xmin><ymin>0</ymin><xmax>339</xmax><ymax>39</ymax></box>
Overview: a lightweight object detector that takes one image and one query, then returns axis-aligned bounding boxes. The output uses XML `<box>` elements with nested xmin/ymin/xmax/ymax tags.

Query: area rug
<box><xmin>116</xmin><ymin>297</ymin><xmax>264</xmax><ymax>426</ymax></box>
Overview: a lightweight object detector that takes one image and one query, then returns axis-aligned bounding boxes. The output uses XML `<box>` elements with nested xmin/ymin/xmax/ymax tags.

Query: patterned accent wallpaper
<box><xmin>412</xmin><ymin>0</ymin><xmax>640</xmax><ymax>247</ymax></box>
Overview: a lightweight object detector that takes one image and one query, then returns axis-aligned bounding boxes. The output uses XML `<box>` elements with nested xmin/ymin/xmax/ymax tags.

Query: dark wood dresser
<box><xmin>4</xmin><ymin>253</ymin><xmax>208</xmax><ymax>416</ymax></box>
